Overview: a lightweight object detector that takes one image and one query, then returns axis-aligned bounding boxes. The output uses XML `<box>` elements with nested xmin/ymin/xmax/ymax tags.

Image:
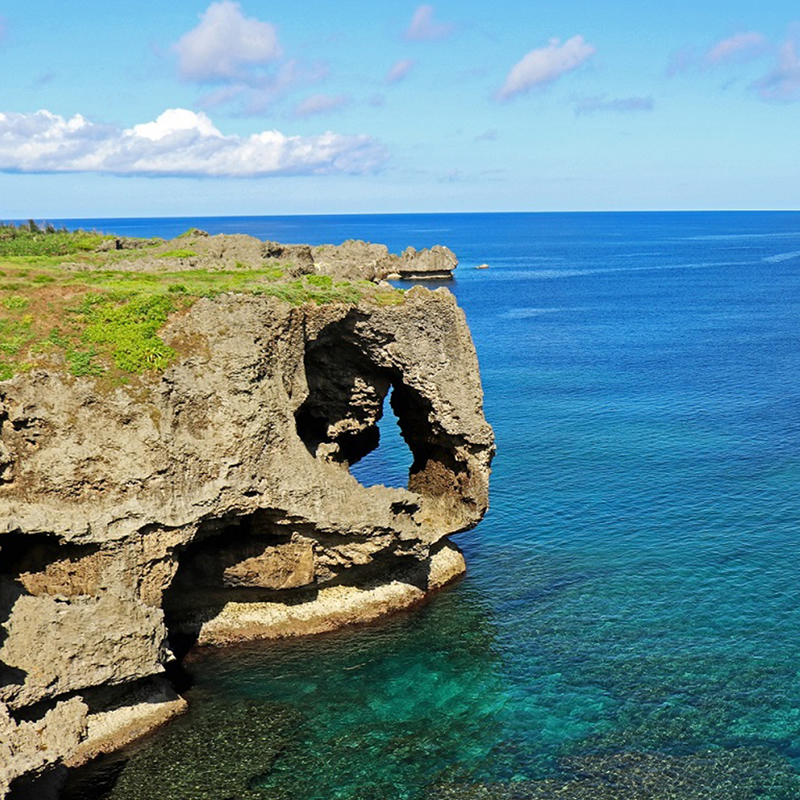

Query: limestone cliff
<box><xmin>0</xmin><ymin>253</ymin><xmax>493</xmax><ymax>797</ymax></box>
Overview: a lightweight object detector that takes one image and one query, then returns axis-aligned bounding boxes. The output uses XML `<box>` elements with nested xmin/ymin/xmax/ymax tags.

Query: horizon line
<box><xmin>5</xmin><ymin>208</ymin><xmax>800</xmax><ymax>223</ymax></box>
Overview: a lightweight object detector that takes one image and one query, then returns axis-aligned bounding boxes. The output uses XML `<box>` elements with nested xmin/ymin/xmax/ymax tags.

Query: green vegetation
<box><xmin>159</xmin><ymin>249</ymin><xmax>197</xmax><ymax>259</ymax></box>
<box><xmin>80</xmin><ymin>293</ymin><xmax>177</xmax><ymax>373</ymax></box>
<box><xmin>305</xmin><ymin>274</ymin><xmax>333</xmax><ymax>288</ymax></box>
<box><xmin>0</xmin><ymin>226</ymin><xmax>406</xmax><ymax>383</ymax></box>
<box><xmin>0</xmin><ymin>220</ymin><xmax>108</xmax><ymax>258</ymax></box>
<box><xmin>2</xmin><ymin>295</ymin><xmax>29</xmax><ymax>310</ymax></box>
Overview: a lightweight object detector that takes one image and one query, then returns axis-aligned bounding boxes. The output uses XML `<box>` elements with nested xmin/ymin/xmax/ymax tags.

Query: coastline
<box><xmin>185</xmin><ymin>539</ymin><xmax>466</xmax><ymax>645</ymax></box>
<box><xmin>0</xmin><ymin>226</ymin><xmax>494</xmax><ymax>797</ymax></box>
<box><xmin>63</xmin><ymin>541</ymin><xmax>465</xmax><ymax>774</ymax></box>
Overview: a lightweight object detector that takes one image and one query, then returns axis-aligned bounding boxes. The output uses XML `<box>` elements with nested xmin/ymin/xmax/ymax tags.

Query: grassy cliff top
<box><xmin>0</xmin><ymin>222</ymin><xmax>404</xmax><ymax>383</ymax></box>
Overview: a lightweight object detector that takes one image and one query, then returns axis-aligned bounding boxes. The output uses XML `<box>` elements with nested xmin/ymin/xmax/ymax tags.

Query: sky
<box><xmin>0</xmin><ymin>0</ymin><xmax>799</xmax><ymax>217</ymax></box>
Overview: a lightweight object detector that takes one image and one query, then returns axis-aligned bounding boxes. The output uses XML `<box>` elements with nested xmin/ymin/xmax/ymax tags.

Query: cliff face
<box><xmin>0</xmin><ymin>285</ymin><xmax>493</xmax><ymax>795</ymax></box>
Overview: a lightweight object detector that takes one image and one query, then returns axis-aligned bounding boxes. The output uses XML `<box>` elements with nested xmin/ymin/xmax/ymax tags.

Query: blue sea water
<box><xmin>62</xmin><ymin>212</ymin><xmax>800</xmax><ymax>799</ymax></box>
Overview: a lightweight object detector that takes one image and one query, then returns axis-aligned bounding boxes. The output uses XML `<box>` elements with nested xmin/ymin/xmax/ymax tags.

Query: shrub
<box><xmin>81</xmin><ymin>293</ymin><xmax>177</xmax><ymax>373</ymax></box>
<box><xmin>306</xmin><ymin>274</ymin><xmax>333</xmax><ymax>288</ymax></box>
<box><xmin>2</xmin><ymin>295</ymin><xmax>29</xmax><ymax>310</ymax></box>
<box><xmin>67</xmin><ymin>348</ymin><xmax>104</xmax><ymax>377</ymax></box>
<box><xmin>0</xmin><ymin>222</ymin><xmax>104</xmax><ymax>256</ymax></box>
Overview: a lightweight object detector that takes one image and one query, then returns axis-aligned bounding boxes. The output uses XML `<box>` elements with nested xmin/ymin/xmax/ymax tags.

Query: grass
<box><xmin>0</xmin><ymin>226</ymin><xmax>407</xmax><ymax>383</ymax></box>
<box><xmin>0</xmin><ymin>220</ymin><xmax>108</xmax><ymax>258</ymax></box>
<box><xmin>2</xmin><ymin>295</ymin><xmax>29</xmax><ymax>310</ymax></box>
<box><xmin>159</xmin><ymin>249</ymin><xmax>197</xmax><ymax>259</ymax></box>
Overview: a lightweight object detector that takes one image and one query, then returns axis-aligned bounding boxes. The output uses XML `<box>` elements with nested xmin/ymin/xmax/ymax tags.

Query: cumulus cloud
<box><xmin>404</xmin><ymin>5</ymin><xmax>455</xmax><ymax>42</ymax></box>
<box><xmin>497</xmin><ymin>36</ymin><xmax>595</xmax><ymax>100</ymax></box>
<box><xmin>0</xmin><ymin>108</ymin><xmax>387</xmax><ymax>177</ymax></box>
<box><xmin>573</xmin><ymin>95</ymin><xmax>654</xmax><ymax>115</ymax></box>
<box><xmin>174</xmin><ymin>1</ymin><xmax>282</xmax><ymax>82</ymax></box>
<box><xmin>705</xmin><ymin>31</ymin><xmax>768</xmax><ymax>66</ymax></box>
<box><xmin>172</xmin><ymin>4</ymin><xmax>327</xmax><ymax>115</ymax></box>
<box><xmin>292</xmin><ymin>93</ymin><xmax>349</xmax><ymax>117</ymax></box>
<box><xmin>753</xmin><ymin>36</ymin><xmax>800</xmax><ymax>101</ymax></box>
<box><xmin>385</xmin><ymin>58</ymin><xmax>415</xmax><ymax>84</ymax></box>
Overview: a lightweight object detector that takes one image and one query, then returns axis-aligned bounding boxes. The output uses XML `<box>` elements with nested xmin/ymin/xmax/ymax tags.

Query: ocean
<box><xmin>62</xmin><ymin>211</ymin><xmax>800</xmax><ymax>799</ymax></box>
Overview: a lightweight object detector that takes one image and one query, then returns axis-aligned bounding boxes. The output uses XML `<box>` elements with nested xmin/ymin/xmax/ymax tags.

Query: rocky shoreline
<box><xmin>94</xmin><ymin>230</ymin><xmax>460</xmax><ymax>282</ymax></box>
<box><xmin>0</xmin><ymin>232</ymin><xmax>492</xmax><ymax>798</ymax></box>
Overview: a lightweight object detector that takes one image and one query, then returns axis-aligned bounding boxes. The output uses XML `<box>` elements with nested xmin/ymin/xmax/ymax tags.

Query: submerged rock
<box><xmin>429</xmin><ymin>747</ymin><xmax>800</xmax><ymax>800</ymax></box>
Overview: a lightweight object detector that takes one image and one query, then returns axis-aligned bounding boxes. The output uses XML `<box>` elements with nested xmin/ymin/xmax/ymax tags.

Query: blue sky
<box><xmin>0</xmin><ymin>0</ymin><xmax>798</xmax><ymax>217</ymax></box>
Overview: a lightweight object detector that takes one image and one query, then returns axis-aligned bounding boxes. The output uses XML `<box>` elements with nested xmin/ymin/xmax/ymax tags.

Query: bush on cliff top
<box><xmin>0</xmin><ymin>246</ymin><xmax>405</xmax><ymax>381</ymax></box>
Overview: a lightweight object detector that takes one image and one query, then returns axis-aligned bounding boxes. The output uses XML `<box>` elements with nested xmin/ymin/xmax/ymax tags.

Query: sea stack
<box><xmin>0</xmin><ymin>233</ymin><xmax>492</xmax><ymax>797</ymax></box>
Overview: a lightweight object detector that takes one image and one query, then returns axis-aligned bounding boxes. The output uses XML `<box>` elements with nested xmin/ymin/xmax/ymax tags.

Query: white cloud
<box><xmin>132</xmin><ymin>108</ymin><xmax>222</xmax><ymax>140</ymax></box>
<box><xmin>404</xmin><ymin>5</ymin><xmax>455</xmax><ymax>42</ymax></box>
<box><xmin>753</xmin><ymin>36</ymin><xmax>800</xmax><ymax>101</ymax></box>
<box><xmin>172</xmin><ymin>2</ymin><xmax>330</xmax><ymax>115</ymax></box>
<box><xmin>705</xmin><ymin>31</ymin><xmax>767</xmax><ymax>66</ymax></box>
<box><xmin>385</xmin><ymin>58</ymin><xmax>416</xmax><ymax>84</ymax></box>
<box><xmin>0</xmin><ymin>109</ymin><xmax>387</xmax><ymax>177</ymax></box>
<box><xmin>174</xmin><ymin>1</ymin><xmax>282</xmax><ymax>82</ymax></box>
<box><xmin>498</xmin><ymin>36</ymin><xmax>595</xmax><ymax>100</ymax></box>
<box><xmin>292</xmin><ymin>93</ymin><xmax>349</xmax><ymax>117</ymax></box>
<box><xmin>574</xmin><ymin>95</ymin><xmax>654</xmax><ymax>115</ymax></box>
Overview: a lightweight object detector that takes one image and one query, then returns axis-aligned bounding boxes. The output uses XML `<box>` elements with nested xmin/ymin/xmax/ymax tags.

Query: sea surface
<box><xmin>62</xmin><ymin>212</ymin><xmax>800</xmax><ymax>799</ymax></box>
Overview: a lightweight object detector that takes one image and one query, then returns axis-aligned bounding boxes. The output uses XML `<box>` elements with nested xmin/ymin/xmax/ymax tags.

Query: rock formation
<box><xmin>264</xmin><ymin>238</ymin><xmax>459</xmax><ymax>280</ymax></box>
<box><xmin>0</xmin><ymin>239</ymin><xmax>492</xmax><ymax>797</ymax></box>
<box><xmin>78</xmin><ymin>233</ymin><xmax>458</xmax><ymax>282</ymax></box>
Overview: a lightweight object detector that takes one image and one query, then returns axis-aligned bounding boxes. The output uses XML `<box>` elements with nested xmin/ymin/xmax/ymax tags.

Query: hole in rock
<box><xmin>293</xmin><ymin>317</ymin><xmax>418</xmax><ymax>489</ymax></box>
<box><xmin>294</xmin><ymin>311</ymin><xmax>465</xmax><ymax>500</ymax></box>
<box><xmin>349</xmin><ymin>386</ymin><xmax>414</xmax><ymax>489</ymax></box>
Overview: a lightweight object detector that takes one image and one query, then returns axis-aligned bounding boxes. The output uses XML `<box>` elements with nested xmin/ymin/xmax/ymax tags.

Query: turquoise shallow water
<box><xmin>63</xmin><ymin>212</ymin><xmax>800</xmax><ymax>799</ymax></box>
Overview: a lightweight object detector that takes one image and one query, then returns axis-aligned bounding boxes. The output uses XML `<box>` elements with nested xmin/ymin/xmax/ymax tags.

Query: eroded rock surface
<box><xmin>267</xmin><ymin>238</ymin><xmax>459</xmax><ymax>280</ymax></box>
<box><xmin>0</xmin><ymin>276</ymin><xmax>492</xmax><ymax>795</ymax></box>
<box><xmin>86</xmin><ymin>232</ymin><xmax>458</xmax><ymax>280</ymax></box>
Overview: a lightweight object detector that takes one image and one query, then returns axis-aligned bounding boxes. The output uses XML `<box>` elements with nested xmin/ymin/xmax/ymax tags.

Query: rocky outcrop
<box><xmin>86</xmin><ymin>233</ymin><xmax>458</xmax><ymax>280</ymax></box>
<box><xmin>396</xmin><ymin>245</ymin><xmax>459</xmax><ymax>280</ymax></box>
<box><xmin>0</xmin><ymin>280</ymin><xmax>492</xmax><ymax>795</ymax></box>
<box><xmin>265</xmin><ymin>238</ymin><xmax>459</xmax><ymax>280</ymax></box>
